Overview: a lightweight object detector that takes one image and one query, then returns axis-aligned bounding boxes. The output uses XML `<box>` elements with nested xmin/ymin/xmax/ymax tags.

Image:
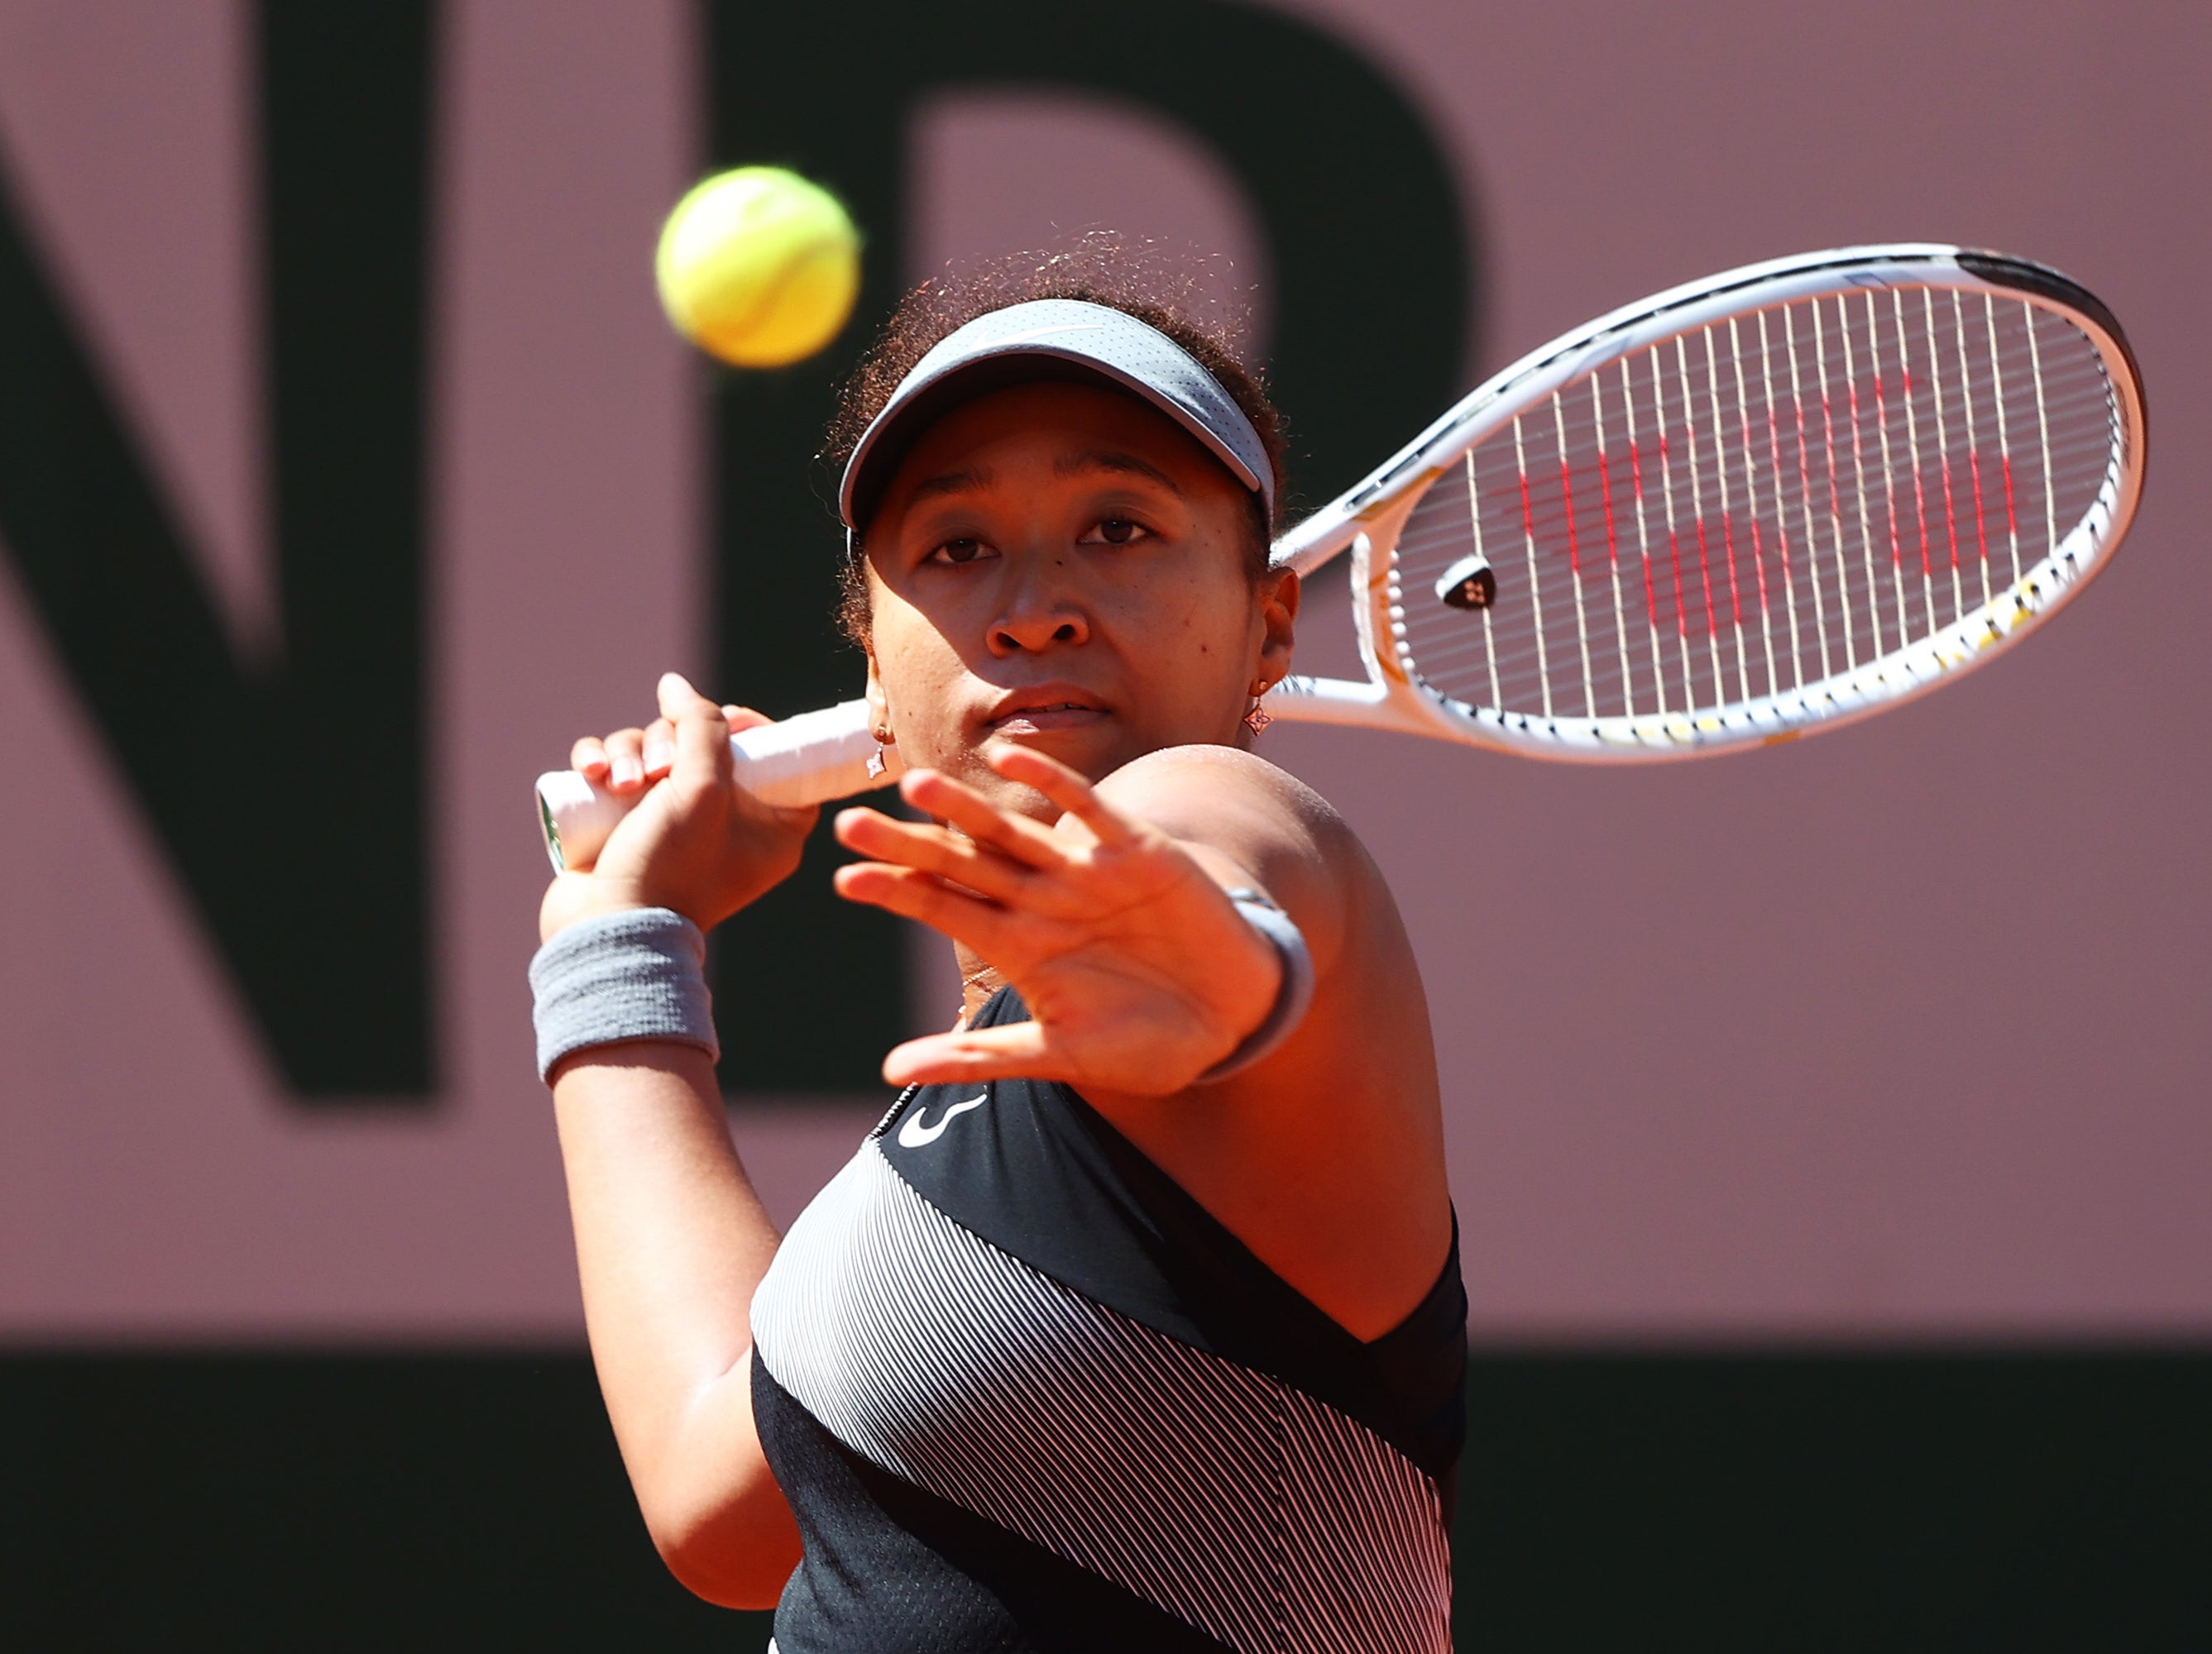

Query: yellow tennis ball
<box><xmin>654</xmin><ymin>166</ymin><xmax>860</xmax><ymax>369</ymax></box>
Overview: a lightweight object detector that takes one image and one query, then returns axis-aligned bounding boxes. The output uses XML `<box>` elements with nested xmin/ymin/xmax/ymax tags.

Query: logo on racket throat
<box><xmin>898</xmin><ymin>1093</ymin><xmax>988</xmax><ymax>1148</ymax></box>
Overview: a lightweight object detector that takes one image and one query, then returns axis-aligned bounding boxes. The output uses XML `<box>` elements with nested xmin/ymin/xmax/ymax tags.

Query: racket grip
<box><xmin>534</xmin><ymin>698</ymin><xmax>903</xmax><ymax>872</ymax></box>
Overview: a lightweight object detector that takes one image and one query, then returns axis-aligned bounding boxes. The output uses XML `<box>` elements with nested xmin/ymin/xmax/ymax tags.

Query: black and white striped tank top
<box><xmin>749</xmin><ymin>987</ymin><xmax>1467</xmax><ymax>1653</ymax></box>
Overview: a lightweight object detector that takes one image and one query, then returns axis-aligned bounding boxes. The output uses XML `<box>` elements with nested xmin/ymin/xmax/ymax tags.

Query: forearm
<box><xmin>551</xmin><ymin>1043</ymin><xmax>799</xmax><ymax>1600</ymax></box>
<box><xmin>531</xmin><ymin>681</ymin><xmax>816</xmax><ymax>1602</ymax></box>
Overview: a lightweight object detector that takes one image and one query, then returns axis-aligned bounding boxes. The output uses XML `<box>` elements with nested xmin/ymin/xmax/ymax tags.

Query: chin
<box><xmin>991</xmin><ymin>724</ymin><xmax>1130</xmax><ymax>781</ymax></box>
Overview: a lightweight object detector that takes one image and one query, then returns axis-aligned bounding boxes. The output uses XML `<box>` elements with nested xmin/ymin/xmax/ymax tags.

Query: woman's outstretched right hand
<box><xmin>539</xmin><ymin>672</ymin><xmax>818</xmax><ymax>942</ymax></box>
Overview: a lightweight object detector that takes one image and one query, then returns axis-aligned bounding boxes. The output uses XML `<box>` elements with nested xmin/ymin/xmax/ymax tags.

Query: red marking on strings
<box><xmin>1517</xmin><ymin>459</ymin><xmax>1539</xmax><ymax>581</ymax></box>
<box><xmin>1864</xmin><ymin>356</ymin><xmax>1901</xmax><ymax>573</ymax></box>
<box><xmin>1941</xmin><ymin>442</ymin><xmax>1962</xmax><ymax>580</ymax></box>
<box><xmin>1736</xmin><ymin>388</ymin><xmax>1773</xmax><ymax>637</ymax></box>
<box><xmin>1558</xmin><ymin>441</ymin><xmax>1582</xmax><ymax>575</ymax></box>
<box><xmin>1937</xmin><ymin>428</ymin><xmax>1973</xmax><ymax>583</ymax></box>
<box><xmin>1719</xmin><ymin>495</ymin><xmax>1746</xmax><ymax>629</ymax></box>
<box><xmin>1707</xmin><ymin>342</ymin><xmax>1747</xmax><ymax>636</ymax></box>
<box><xmin>1760</xmin><ymin>354</ymin><xmax>1793</xmax><ymax>638</ymax></box>
<box><xmin>1837</xmin><ymin>307</ymin><xmax>1884</xmax><ymax>654</ymax></box>
<box><xmin>1670</xmin><ymin>361</ymin><xmax>1723</xmax><ymax>643</ymax></box>
<box><xmin>1818</xmin><ymin>357</ymin><xmax>1846</xmax><ymax>580</ymax></box>
<box><xmin>1900</xmin><ymin>351</ymin><xmax>1933</xmax><ymax>583</ymax></box>
<box><xmin>1966</xmin><ymin>445</ymin><xmax>1990</xmax><ymax>576</ymax></box>
<box><xmin>1629</xmin><ymin>433</ymin><xmax>1662</xmax><ymax>638</ymax></box>
<box><xmin>1659</xmin><ymin>426</ymin><xmax>1691</xmax><ymax>644</ymax></box>
<box><xmin>1595</xmin><ymin>396</ymin><xmax>1625</xmax><ymax>580</ymax></box>
<box><xmin>1690</xmin><ymin>500</ymin><xmax>1722</xmax><ymax>643</ymax></box>
<box><xmin>1934</xmin><ymin>316</ymin><xmax>1964</xmax><ymax>583</ymax></box>
<box><xmin>1790</xmin><ymin>334</ymin><xmax>1829</xmax><ymax>662</ymax></box>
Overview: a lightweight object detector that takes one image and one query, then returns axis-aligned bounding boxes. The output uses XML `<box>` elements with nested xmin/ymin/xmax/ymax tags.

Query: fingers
<box><xmin>586</xmin><ymin>728</ymin><xmax>647</xmax><ymax>791</ymax></box>
<box><xmin>575</xmin><ymin>718</ymin><xmax>677</xmax><ymax>792</ymax></box>
<box><xmin>639</xmin><ymin>718</ymin><xmax>677</xmax><ymax>779</ymax></box>
<box><xmin>898</xmin><ymin>767</ymin><xmax>1069</xmax><ymax>871</ymax></box>
<box><xmin>985</xmin><ymin>742</ymin><xmax>1138</xmax><ymax>845</ymax></box>
<box><xmin>880</xmin><ymin>1021</ymin><xmax>1057</xmax><ymax>1088</ymax></box>
<box><xmin>833</xmin><ymin>862</ymin><xmax>1016</xmax><ymax>955</ymax></box>
<box><xmin>833</xmin><ymin>807</ymin><xmax>1031</xmax><ymax>903</ymax></box>
<box><xmin>570</xmin><ymin>676</ymin><xmax>754</xmax><ymax>796</ymax></box>
<box><xmin>569</xmin><ymin>734</ymin><xmax>610</xmax><ymax>782</ymax></box>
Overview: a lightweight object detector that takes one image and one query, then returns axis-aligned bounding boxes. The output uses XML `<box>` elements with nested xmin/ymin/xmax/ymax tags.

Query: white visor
<box><xmin>837</xmin><ymin>299</ymin><xmax>1274</xmax><ymax>537</ymax></box>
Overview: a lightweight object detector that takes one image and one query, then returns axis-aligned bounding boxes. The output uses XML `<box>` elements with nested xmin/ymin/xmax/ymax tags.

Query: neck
<box><xmin>954</xmin><ymin>941</ymin><xmax>1004</xmax><ymax>1025</ymax></box>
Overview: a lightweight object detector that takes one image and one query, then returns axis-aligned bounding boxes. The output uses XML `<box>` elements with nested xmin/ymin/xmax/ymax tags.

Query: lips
<box><xmin>985</xmin><ymin>684</ymin><xmax>1108</xmax><ymax>734</ymax></box>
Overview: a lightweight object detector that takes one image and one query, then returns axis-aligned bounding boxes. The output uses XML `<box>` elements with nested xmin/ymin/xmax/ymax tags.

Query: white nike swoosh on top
<box><xmin>897</xmin><ymin>1093</ymin><xmax>988</xmax><ymax>1149</ymax></box>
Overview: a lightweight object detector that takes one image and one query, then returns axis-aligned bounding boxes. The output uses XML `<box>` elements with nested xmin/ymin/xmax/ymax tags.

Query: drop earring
<box><xmin>866</xmin><ymin>724</ymin><xmax>893</xmax><ymax>779</ymax></box>
<box><xmin>1243</xmin><ymin>678</ymin><xmax>1274</xmax><ymax>737</ymax></box>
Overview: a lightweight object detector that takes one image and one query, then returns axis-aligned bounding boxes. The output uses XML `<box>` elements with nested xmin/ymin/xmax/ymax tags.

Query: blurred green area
<box><xmin>4</xmin><ymin>1350</ymin><xmax>2205</xmax><ymax>1650</ymax></box>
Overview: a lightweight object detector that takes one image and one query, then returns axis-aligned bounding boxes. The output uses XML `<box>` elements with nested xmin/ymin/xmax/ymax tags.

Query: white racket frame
<box><xmin>1258</xmin><ymin>242</ymin><xmax>2147</xmax><ymax>758</ymax></box>
<box><xmin>537</xmin><ymin>244</ymin><xmax>2143</xmax><ymax>868</ymax></box>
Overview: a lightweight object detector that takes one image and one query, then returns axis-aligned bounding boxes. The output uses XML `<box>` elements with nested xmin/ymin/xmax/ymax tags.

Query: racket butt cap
<box><xmin>535</xmin><ymin>769</ymin><xmax>622</xmax><ymax>873</ymax></box>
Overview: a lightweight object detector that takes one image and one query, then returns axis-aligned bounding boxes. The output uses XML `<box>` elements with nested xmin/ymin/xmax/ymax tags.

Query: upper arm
<box><xmin>1087</xmin><ymin>744</ymin><xmax>1359</xmax><ymax>979</ymax></box>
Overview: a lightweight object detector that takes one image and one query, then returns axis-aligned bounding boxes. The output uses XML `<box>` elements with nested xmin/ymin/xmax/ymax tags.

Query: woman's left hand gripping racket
<box><xmin>536</xmin><ymin>243</ymin><xmax>2145</xmax><ymax>870</ymax></box>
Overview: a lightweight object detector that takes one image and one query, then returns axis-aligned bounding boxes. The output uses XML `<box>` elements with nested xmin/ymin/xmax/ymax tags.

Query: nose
<box><xmin>989</xmin><ymin>553</ymin><xmax>1091</xmax><ymax>657</ymax></box>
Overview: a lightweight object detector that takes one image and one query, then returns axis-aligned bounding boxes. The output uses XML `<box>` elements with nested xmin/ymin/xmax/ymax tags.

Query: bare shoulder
<box><xmin>1082</xmin><ymin>751</ymin><xmax>1447</xmax><ymax>1338</ymax></box>
<box><xmin>1094</xmin><ymin>742</ymin><xmax>1338</xmax><ymax>831</ymax></box>
<box><xmin>1093</xmin><ymin>744</ymin><xmax>1384</xmax><ymax>976</ymax></box>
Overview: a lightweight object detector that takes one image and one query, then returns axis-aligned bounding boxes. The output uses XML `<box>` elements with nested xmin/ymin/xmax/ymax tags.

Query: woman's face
<box><xmin>861</xmin><ymin>380</ymin><xmax>1297</xmax><ymax>817</ymax></box>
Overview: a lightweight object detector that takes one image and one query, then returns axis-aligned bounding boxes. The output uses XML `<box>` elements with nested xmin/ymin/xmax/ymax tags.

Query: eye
<box><xmin>1081</xmin><ymin>517</ymin><xmax>1153</xmax><ymax>547</ymax></box>
<box><xmin>925</xmin><ymin>537</ymin><xmax>996</xmax><ymax>566</ymax></box>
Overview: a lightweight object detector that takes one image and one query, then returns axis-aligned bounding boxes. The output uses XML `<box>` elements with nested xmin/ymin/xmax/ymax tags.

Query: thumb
<box><xmin>658</xmin><ymin>672</ymin><xmax>733</xmax><ymax>791</ymax></box>
<box><xmin>657</xmin><ymin>670</ymin><xmax>719</xmax><ymax>723</ymax></box>
<box><xmin>880</xmin><ymin>1021</ymin><xmax>1057</xmax><ymax>1088</ymax></box>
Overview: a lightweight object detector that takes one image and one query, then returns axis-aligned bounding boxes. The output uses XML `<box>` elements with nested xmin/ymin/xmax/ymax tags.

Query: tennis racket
<box><xmin>537</xmin><ymin>243</ymin><xmax>2144</xmax><ymax>870</ymax></box>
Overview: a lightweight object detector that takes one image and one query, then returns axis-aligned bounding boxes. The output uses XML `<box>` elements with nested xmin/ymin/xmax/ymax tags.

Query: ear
<box><xmin>1254</xmin><ymin>566</ymin><xmax>1300</xmax><ymax>689</ymax></box>
<box><xmin>864</xmin><ymin>648</ymin><xmax>893</xmax><ymax>745</ymax></box>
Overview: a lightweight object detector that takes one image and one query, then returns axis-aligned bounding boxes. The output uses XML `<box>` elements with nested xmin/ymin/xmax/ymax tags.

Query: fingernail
<box><xmin>612</xmin><ymin>755</ymin><xmax>643</xmax><ymax>786</ymax></box>
<box><xmin>642</xmin><ymin>739</ymin><xmax>672</xmax><ymax>773</ymax></box>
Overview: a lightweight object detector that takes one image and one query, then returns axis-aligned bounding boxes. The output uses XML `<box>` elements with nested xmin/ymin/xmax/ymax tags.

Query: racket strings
<box><xmin>1394</xmin><ymin>290</ymin><xmax>2119</xmax><ymax>725</ymax></box>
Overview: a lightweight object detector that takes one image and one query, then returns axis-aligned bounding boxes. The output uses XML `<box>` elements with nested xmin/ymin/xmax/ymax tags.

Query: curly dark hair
<box><xmin>826</xmin><ymin>235</ymin><xmax>1288</xmax><ymax>648</ymax></box>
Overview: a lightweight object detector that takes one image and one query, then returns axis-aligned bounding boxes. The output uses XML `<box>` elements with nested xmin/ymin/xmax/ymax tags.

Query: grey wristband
<box><xmin>529</xmin><ymin>908</ymin><xmax>719</xmax><ymax>1083</ymax></box>
<box><xmin>1194</xmin><ymin>888</ymin><xmax>1315</xmax><ymax>1085</ymax></box>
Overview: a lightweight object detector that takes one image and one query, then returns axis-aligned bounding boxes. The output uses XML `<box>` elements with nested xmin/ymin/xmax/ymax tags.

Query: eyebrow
<box><xmin>905</xmin><ymin>466</ymin><xmax>993</xmax><ymax>506</ymax></box>
<box><xmin>1052</xmin><ymin>448</ymin><xmax>1184</xmax><ymax>495</ymax></box>
<box><xmin>902</xmin><ymin>448</ymin><xmax>1185</xmax><ymax>509</ymax></box>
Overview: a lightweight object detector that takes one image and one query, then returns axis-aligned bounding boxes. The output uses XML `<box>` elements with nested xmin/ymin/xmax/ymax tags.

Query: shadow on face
<box><xmin>856</xmin><ymin>381</ymin><xmax>1295</xmax><ymax>814</ymax></box>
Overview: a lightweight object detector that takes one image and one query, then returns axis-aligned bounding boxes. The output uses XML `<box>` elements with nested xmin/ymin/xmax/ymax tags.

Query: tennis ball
<box><xmin>654</xmin><ymin>166</ymin><xmax>860</xmax><ymax>369</ymax></box>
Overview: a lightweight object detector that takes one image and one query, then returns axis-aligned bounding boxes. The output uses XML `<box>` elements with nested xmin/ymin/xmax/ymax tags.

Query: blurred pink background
<box><xmin>1</xmin><ymin>0</ymin><xmax>2205</xmax><ymax>1341</ymax></box>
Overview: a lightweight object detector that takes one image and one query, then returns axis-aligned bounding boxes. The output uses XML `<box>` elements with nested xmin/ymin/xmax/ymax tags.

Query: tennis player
<box><xmin>529</xmin><ymin>255</ymin><xmax>1465</xmax><ymax>1652</ymax></box>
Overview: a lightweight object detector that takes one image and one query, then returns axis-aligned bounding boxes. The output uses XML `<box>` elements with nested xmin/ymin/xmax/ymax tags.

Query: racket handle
<box><xmin>534</xmin><ymin>698</ymin><xmax>903</xmax><ymax>872</ymax></box>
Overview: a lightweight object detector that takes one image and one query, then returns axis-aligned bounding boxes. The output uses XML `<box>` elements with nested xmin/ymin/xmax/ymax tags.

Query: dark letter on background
<box><xmin>0</xmin><ymin>2</ymin><xmax>435</xmax><ymax>1102</ymax></box>
<box><xmin>0</xmin><ymin>0</ymin><xmax>1467</xmax><ymax>1105</ymax></box>
<box><xmin>704</xmin><ymin>0</ymin><xmax>1478</xmax><ymax>1094</ymax></box>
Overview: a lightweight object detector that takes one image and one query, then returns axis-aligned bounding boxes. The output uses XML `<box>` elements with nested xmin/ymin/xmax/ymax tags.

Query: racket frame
<box><xmin>1259</xmin><ymin>244</ymin><xmax>2146</xmax><ymax>761</ymax></box>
